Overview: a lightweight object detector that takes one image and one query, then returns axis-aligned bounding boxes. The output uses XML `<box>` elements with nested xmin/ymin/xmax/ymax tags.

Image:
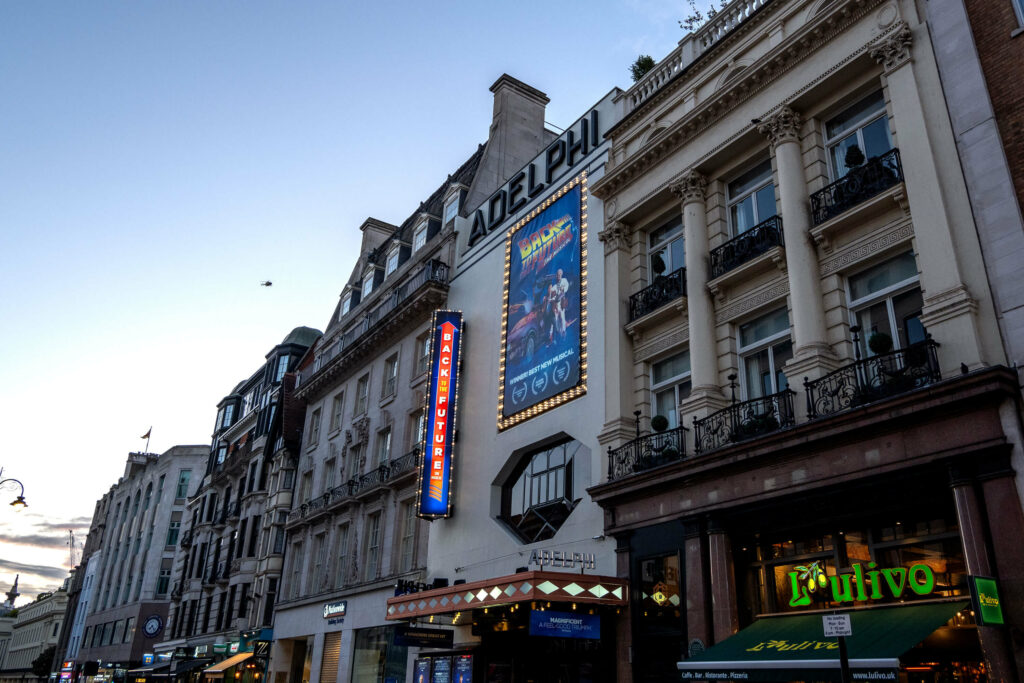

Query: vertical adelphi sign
<box><xmin>416</xmin><ymin>310</ymin><xmax>463</xmax><ymax>519</ymax></box>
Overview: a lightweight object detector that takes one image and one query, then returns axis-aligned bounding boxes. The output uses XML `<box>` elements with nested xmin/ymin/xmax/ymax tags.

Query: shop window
<box><xmin>847</xmin><ymin>251</ymin><xmax>925</xmax><ymax>355</ymax></box>
<box><xmin>329</xmin><ymin>392</ymin><xmax>344</xmax><ymax>432</ymax></box>
<box><xmin>382</xmin><ymin>354</ymin><xmax>399</xmax><ymax>397</ymax></box>
<box><xmin>499</xmin><ymin>439</ymin><xmax>583</xmax><ymax>544</ymax></box>
<box><xmin>728</xmin><ymin>158</ymin><xmax>776</xmax><ymax>234</ymax></box>
<box><xmin>651</xmin><ymin>350</ymin><xmax>691</xmax><ymax>429</ymax></box>
<box><xmin>640</xmin><ymin>553</ymin><xmax>682</xmax><ymax>620</ymax></box>
<box><xmin>648</xmin><ymin>215</ymin><xmax>684</xmax><ymax>280</ymax></box>
<box><xmin>738</xmin><ymin>307</ymin><xmax>792</xmax><ymax>399</ymax></box>
<box><xmin>354</xmin><ymin>374</ymin><xmax>369</xmax><ymax>415</ymax></box>
<box><xmin>351</xmin><ymin>626</ymin><xmax>408</xmax><ymax>683</ymax></box>
<box><xmin>826</xmin><ymin>90</ymin><xmax>892</xmax><ymax>179</ymax></box>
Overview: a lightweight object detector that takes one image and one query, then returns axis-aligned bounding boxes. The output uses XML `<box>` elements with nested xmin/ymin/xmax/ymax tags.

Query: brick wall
<box><xmin>964</xmin><ymin>0</ymin><xmax>1024</xmax><ymax>210</ymax></box>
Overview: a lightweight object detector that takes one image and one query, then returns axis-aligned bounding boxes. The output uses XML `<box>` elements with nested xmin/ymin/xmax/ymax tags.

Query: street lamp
<box><xmin>0</xmin><ymin>468</ymin><xmax>27</xmax><ymax>508</ymax></box>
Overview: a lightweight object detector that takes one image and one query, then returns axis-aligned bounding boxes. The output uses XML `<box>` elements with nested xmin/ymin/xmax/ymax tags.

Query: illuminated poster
<box><xmin>416</xmin><ymin>310</ymin><xmax>463</xmax><ymax>518</ymax></box>
<box><xmin>499</xmin><ymin>175</ymin><xmax>588</xmax><ymax>429</ymax></box>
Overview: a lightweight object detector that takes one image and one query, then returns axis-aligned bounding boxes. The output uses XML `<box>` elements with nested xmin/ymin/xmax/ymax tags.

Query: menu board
<box><xmin>431</xmin><ymin>657</ymin><xmax>452</xmax><ymax>683</ymax></box>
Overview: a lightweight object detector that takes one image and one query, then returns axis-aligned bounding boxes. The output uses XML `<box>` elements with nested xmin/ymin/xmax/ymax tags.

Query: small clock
<box><xmin>142</xmin><ymin>615</ymin><xmax>164</xmax><ymax>639</ymax></box>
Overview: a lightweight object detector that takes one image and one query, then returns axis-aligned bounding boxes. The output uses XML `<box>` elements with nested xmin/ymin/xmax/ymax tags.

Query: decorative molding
<box><xmin>715</xmin><ymin>280</ymin><xmax>790</xmax><ymax>324</ymax></box>
<box><xmin>920</xmin><ymin>284</ymin><xmax>978</xmax><ymax>327</ymax></box>
<box><xmin>819</xmin><ymin>222</ymin><xmax>914</xmax><ymax>275</ymax></box>
<box><xmin>669</xmin><ymin>170</ymin><xmax>708</xmax><ymax>204</ymax></box>
<box><xmin>598</xmin><ymin>221</ymin><xmax>632</xmax><ymax>255</ymax></box>
<box><xmin>869</xmin><ymin>20</ymin><xmax>912</xmax><ymax>73</ymax></box>
<box><xmin>353</xmin><ymin>416</ymin><xmax>370</xmax><ymax>445</ymax></box>
<box><xmin>757</xmin><ymin>106</ymin><xmax>802</xmax><ymax>148</ymax></box>
<box><xmin>634</xmin><ymin>326</ymin><xmax>690</xmax><ymax>364</ymax></box>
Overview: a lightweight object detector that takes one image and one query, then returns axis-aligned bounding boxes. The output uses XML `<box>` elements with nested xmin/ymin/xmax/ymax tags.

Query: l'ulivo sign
<box><xmin>788</xmin><ymin>560</ymin><xmax>935</xmax><ymax>607</ymax></box>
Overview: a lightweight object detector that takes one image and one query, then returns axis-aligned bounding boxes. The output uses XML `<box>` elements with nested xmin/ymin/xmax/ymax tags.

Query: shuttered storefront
<box><xmin>319</xmin><ymin>631</ymin><xmax>341</xmax><ymax>683</ymax></box>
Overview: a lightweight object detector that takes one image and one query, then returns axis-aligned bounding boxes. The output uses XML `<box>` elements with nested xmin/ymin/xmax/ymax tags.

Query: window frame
<box><xmin>846</xmin><ymin>252</ymin><xmax>924</xmax><ymax>355</ymax></box>
<box><xmin>650</xmin><ymin>350</ymin><xmax>692</xmax><ymax>430</ymax></box>
<box><xmin>737</xmin><ymin>308</ymin><xmax>793</xmax><ymax>400</ymax></box>
<box><xmin>354</xmin><ymin>374</ymin><xmax>370</xmax><ymax>415</ymax></box>
<box><xmin>399</xmin><ymin>500</ymin><xmax>417</xmax><ymax>572</ymax></box>
<box><xmin>374</xmin><ymin>428</ymin><xmax>392</xmax><ymax>468</ymax></box>
<box><xmin>444</xmin><ymin>197</ymin><xmax>459</xmax><ymax>224</ymax></box>
<box><xmin>361</xmin><ymin>270</ymin><xmax>375</xmax><ymax>299</ymax></box>
<box><xmin>363</xmin><ymin>512</ymin><xmax>382</xmax><ymax>582</ymax></box>
<box><xmin>382</xmin><ymin>353</ymin><xmax>399</xmax><ymax>397</ymax></box>
<box><xmin>307</xmin><ymin>407</ymin><xmax>322</xmax><ymax>447</ymax></box>
<box><xmin>341</xmin><ymin>292</ymin><xmax>352</xmax><ymax>317</ymax></box>
<box><xmin>647</xmin><ymin>215</ymin><xmax>685</xmax><ymax>282</ymax></box>
<box><xmin>726</xmin><ymin>158</ymin><xmax>776</xmax><ymax>236</ymax></box>
<box><xmin>416</xmin><ymin>332</ymin><xmax>431</xmax><ymax>375</ymax></box>
<box><xmin>333</xmin><ymin>523</ymin><xmax>350</xmax><ymax>589</ymax></box>
<box><xmin>413</xmin><ymin>222</ymin><xmax>428</xmax><ymax>252</ymax></box>
<box><xmin>824</xmin><ymin>91</ymin><xmax>892</xmax><ymax>181</ymax></box>
<box><xmin>385</xmin><ymin>248</ymin><xmax>400</xmax><ymax>277</ymax></box>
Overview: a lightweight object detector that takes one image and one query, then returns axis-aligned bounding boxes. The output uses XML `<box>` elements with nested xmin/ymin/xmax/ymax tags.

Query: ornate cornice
<box><xmin>757</xmin><ymin>106</ymin><xmax>802</xmax><ymax>148</ymax></box>
<box><xmin>598</xmin><ymin>221</ymin><xmax>631</xmax><ymax>255</ymax></box>
<box><xmin>670</xmin><ymin>170</ymin><xmax>707</xmax><ymax>204</ymax></box>
<box><xmin>869</xmin><ymin>21</ymin><xmax>912</xmax><ymax>73</ymax></box>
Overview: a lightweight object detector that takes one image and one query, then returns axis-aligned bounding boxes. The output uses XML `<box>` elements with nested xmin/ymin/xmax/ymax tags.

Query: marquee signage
<box><xmin>468</xmin><ymin>110</ymin><xmax>600</xmax><ymax>249</ymax></box>
<box><xmin>527</xmin><ymin>548</ymin><xmax>595</xmax><ymax>570</ymax></box>
<box><xmin>788</xmin><ymin>561</ymin><xmax>935</xmax><ymax>607</ymax></box>
<box><xmin>528</xmin><ymin>610</ymin><xmax>601</xmax><ymax>640</ymax></box>
<box><xmin>417</xmin><ymin>310</ymin><xmax>463</xmax><ymax>519</ymax></box>
<box><xmin>498</xmin><ymin>175</ymin><xmax>588</xmax><ymax>429</ymax></box>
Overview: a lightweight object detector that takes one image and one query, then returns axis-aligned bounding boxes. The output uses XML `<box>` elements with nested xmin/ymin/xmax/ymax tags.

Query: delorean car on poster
<box><xmin>501</xmin><ymin>182</ymin><xmax>585</xmax><ymax>423</ymax></box>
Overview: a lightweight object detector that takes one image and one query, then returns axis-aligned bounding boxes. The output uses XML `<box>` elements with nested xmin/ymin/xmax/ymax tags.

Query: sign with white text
<box><xmin>822</xmin><ymin>613</ymin><xmax>852</xmax><ymax>637</ymax></box>
<box><xmin>417</xmin><ymin>310</ymin><xmax>463</xmax><ymax>518</ymax></box>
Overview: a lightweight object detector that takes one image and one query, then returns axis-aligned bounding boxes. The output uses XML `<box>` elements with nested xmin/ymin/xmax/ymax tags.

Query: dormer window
<box><xmin>444</xmin><ymin>197</ymin><xmax>459</xmax><ymax>225</ymax></box>
<box><xmin>362</xmin><ymin>270</ymin><xmax>375</xmax><ymax>299</ymax></box>
<box><xmin>222</xmin><ymin>404</ymin><xmax>234</xmax><ymax>429</ymax></box>
<box><xmin>341</xmin><ymin>293</ymin><xmax>352</xmax><ymax>317</ymax></box>
<box><xmin>275</xmin><ymin>355</ymin><xmax>290</xmax><ymax>382</ymax></box>
<box><xmin>386</xmin><ymin>248</ymin><xmax>400</xmax><ymax>276</ymax></box>
<box><xmin>413</xmin><ymin>223</ymin><xmax>428</xmax><ymax>252</ymax></box>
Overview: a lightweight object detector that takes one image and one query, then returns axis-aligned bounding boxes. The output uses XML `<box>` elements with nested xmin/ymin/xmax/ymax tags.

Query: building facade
<box><xmin>160</xmin><ymin>328</ymin><xmax>320</xmax><ymax>674</ymax></box>
<box><xmin>0</xmin><ymin>587</ymin><xmax>69</xmax><ymax>683</ymax></box>
<box><xmin>587</xmin><ymin>0</ymin><xmax>1024</xmax><ymax>680</ymax></box>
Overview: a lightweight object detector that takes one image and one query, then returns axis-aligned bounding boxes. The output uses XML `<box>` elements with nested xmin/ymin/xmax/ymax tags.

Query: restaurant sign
<box><xmin>970</xmin><ymin>576</ymin><xmax>1004</xmax><ymax>626</ymax></box>
<box><xmin>789</xmin><ymin>561</ymin><xmax>935</xmax><ymax>607</ymax></box>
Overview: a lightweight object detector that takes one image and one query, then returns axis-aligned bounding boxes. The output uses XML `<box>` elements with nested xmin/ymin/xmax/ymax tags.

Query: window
<box><xmin>334</xmin><ymin>524</ymin><xmax>350</xmax><ymax>588</ymax></box>
<box><xmin>155</xmin><ymin>474</ymin><xmax>165</xmax><ymax>504</ymax></box>
<box><xmin>500</xmin><ymin>439</ymin><xmax>581</xmax><ymax>544</ymax></box>
<box><xmin>275</xmin><ymin>355</ymin><xmax>290</xmax><ymax>382</ymax></box>
<box><xmin>1014</xmin><ymin>0</ymin><xmax>1024</xmax><ymax>26</ymax></box>
<box><xmin>382</xmin><ymin>354</ymin><xmax>399</xmax><ymax>397</ymax></box>
<box><xmin>175</xmin><ymin>470</ymin><xmax>191</xmax><ymax>499</ymax></box>
<box><xmin>826</xmin><ymin>91</ymin><xmax>892</xmax><ymax>179</ymax></box>
<box><xmin>364</xmin><ymin>513</ymin><xmax>382</xmax><ymax>581</ymax></box>
<box><xmin>399</xmin><ymin>501</ymin><xmax>417</xmax><ymax>572</ymax></box>
<box><xmin>272</xmin><ymin>512</ymin><xmax>287</xmax><ymax>555</ymax></box>
<box><xmin>238</xmin><ymin>583</ymin><xmax>250</xmax><ymax>619</ymax></box>
<box><xmin>354</xmin><ymin>374</ymin><xmax>369</xmax><ymax>415</ymax></box>
<box><xmin>385</xmin><ymin>248</ymin><xmax>400</xmax><ymax>276</ymax></box>
<box><xmin>247</xmin><ymin>514</ymin><xmax>261</xmax><ymax>557</ymax></box>
<box><xmin>166</xmin><ymin>520</ymin><xmax>181</xmax><ymax>547</ymax></box>
<box><xmin>346</xmin><ymin>444</ymin><xmax>362</xmax><ymax>481</ymax></box>
<box><xmin>413</xmin><ymin>222</ymin><xmax>428</xmax><ymax>252</ymax></box>
<box><xmin>416</xmin><ymin>332</ymin><xmax>431</xmax><ymax>375</ymax></box>
<box><xmin>341</xmin><ymin>293</ymin><xmax>352</xmax><ymax>317</ymax></box>
<box><xmin>329</xmin><ymin>393</ymin><xmax>344</xmax><ymax>432</ymax></box>
<box><xmin>310</xmin><ymin>533</ymin><xmax>327</xmax><ymax>593</ymax></box>
<box><xmin>123</xmin><ymin>617</ymin><xmax>134</xmax><ymax>643</ymax></box>
<box><xmin>444</xmin><ymin>197</ymin><xmax>460</xmax><ymax>225</ymax></box>
<box><xmin>289</xmin><ymin>543</ymin><xmax>304</xmax><ymax>598</ymax></box>
<box><xmin>361</xmin><ymin>270</ymin><xmax>375</xmax><ymax>299</ymax></box>
<box><xmin>648</xmin><ymin>216</ymin><xmax>684</xmax><ymax>279</ymax></box>
<box><xmin>374</xmin><ymin>428</ymin><xmax>392</xmax><ymax>467</ymax></box>
<box><xmin>156</xmin><ymin>569</ymin><xmax>171</xmax><ymax>596</ymax></box>
<box><xmin>324</xmin><ymin>457</ymin><xmax>337</xmax><ymax>492</ymax></box>
<box><xmin>409</xmin><ymin>411</ymin><xmax>425</xmax><ymax>449</ymax></box>
<box><xmin>728</xmin><ymin>159</ymin><xmax>775</xmax><ymax>234</ymax></box>
<box><xmin>307</xmin><ymin>408</ymin><xmax>322</xmax><ymax>446</ymax></box>
<box><xmin>739</xmin><ymin>308</ymin><xmax>793</xmax><ymax>399</ymax></box>
<box><xmin>651</xmin><ymin>351</ymin><xmax>692</xmax><ymax>430</ymax></box>
<box><xmin>222</xmin><ymin>404</ymin><xmax>234</xmax><ymax>428</ymax></box>
<box><xmin>848</xmin><ymin>251</ymin><xmax>925</xmax><ymax>355</ymax></box>
<box><xmin>300</xmin><ymin>471</ymin><xmax>313</xmax><ymax>502</ymax></box>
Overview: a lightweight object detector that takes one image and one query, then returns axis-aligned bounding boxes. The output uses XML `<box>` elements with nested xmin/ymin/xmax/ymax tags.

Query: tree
<box><xmin>33</xmin><ymin>645</ymin><xmax>56</xmax><ymax>678</ymax></box>
<box><xmin>629</xmin><ymin>55</ymin><xmax>656</xmax><ymax>82</ymax></box>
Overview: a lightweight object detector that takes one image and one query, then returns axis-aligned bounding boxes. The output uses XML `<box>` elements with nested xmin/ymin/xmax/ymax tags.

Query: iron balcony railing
<box><xmin>387</xmin><ymin>449</ymin><xmax>419</xmax><ymax>479</ymax></box>
<box><xmin>179</xmin><ymin>529</ymin><xmax>193</xmax><ymax>549</ymax></box>
<box><xmin>810</xmin><ymin>148</ymin><xmax>903</xmax><ymax>225</ymax></box>
<box><xmin>607</xmin><ymin>426</ymin><xmax>688</xmax><ymax>481</ymax></box>
<box><xmin>629</xmin><ymin>267</ymin><xmax>686</xmax><ymax>321</ymax></box>
<box><xmin>694</xmin><ymin>389</ymin><xmax>796</xmax><ymax>453</ymax></box>
<box><xmin>804</xmin><ymin>338</ymin><xmax>941</xmax><ymax>419</ymax></box>
<box><xmin>710</xmin><ymin>215</ymin><xmax>783</xmax><ymax>278</ymax></box>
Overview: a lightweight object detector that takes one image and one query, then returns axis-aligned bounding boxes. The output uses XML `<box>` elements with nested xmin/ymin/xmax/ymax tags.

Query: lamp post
<box><xmin>0</xmin><ymin>468</ymin><xmax>28</xmax><ymax>508</ymax></box>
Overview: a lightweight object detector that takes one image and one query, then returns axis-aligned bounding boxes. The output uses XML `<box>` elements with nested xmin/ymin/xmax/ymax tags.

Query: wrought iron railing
<box><xmin>810</xmin><ymin>148</ymin><xmax>903</xmax><ymax>225</ymax></box>
<box><xmin>694</xmin><ymin>389</ymin><xmax>796</xmax><ymax>453</ymax></box>
<box><xmin>629</xmin><ymin>267</ymin><xmax>686</xmax><ymax>321</ymax></box>
<box><xmin>180</xmin><ymin>529</ymin><xmax>193</xmax><ymax>548</ymax></box>
<box><xmin>358</xmin><ymin>465</ymin><xmax>389</xmax><ymax>491</ymax></box>
<box><xmin>387</xmin><ymin>449</ymin><xmax>420</xmax><ymax>479</ymax></box>
<box><xmin>607</xmin><ymin>426</ymin><xmax>689</xmax><ymax>480</ymax></box>
<box><xmin>710</xmin><ymin>215</ymin><xmax>783</xmax><ymax>278</ymax></box>
<box><xmin>804</xmin><ymin>338</ymin><xmax>940</xmax><ymax>418</ymax></box>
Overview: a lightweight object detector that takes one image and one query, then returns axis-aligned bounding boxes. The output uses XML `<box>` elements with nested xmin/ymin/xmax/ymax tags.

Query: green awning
<box><xmin>679</xmin><ymin>601</ymin><xmax>966</xmax><ymax>682</ymax></box>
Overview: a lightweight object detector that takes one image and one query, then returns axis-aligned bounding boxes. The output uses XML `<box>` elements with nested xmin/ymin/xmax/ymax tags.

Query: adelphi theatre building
<box><xmin>384</xmin><ymin>88</ymin><xmax>633</xmax><ymax>682</ymax></box>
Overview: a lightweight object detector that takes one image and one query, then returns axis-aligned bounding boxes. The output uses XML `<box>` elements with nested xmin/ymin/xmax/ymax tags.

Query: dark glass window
<box><xmin>499</xmin><ymin>439</ymin><xmax>581</xmax><ymax>543</ymax></box>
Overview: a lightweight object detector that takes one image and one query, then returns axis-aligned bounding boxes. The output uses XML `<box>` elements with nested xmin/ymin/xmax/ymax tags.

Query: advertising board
<box><xmin>417</xmin><ymin>310</ymin><xmax>463</xmax><ymax>518</ymax></box>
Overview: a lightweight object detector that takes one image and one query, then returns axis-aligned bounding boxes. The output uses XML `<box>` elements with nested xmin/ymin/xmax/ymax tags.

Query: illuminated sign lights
<box><xmin>788</xmin><ymin>560</ymin><xmax>935</xmax><ymax>607</ymax></box>
<box><xmin>497</xmin><ymin>172</ymin><xmax>589</xmax><ymax>431</ymax></box>
<box><xmin>416</xmin><ymin>310</ymin><xmax>464</xmax><ymax>519</ymax></box>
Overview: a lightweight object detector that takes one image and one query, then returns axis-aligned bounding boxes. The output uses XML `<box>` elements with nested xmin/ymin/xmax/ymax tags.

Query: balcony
<box><xmin>180</xmin><ymin>529</ymin><xmax>193</xmax><ymax>549</ymax></box>
<box><xmin>387</xmin><ymin>448</ymin><xmax>419</xmax><ymax>480</ymax></box>
<box><xmin>693</xmin><ymin>389</ymin><xmax>796</xmax><ymax>453</ymax></box>
<box><xmin>709</xmin><ymin>216</ymin><xmax>783</xmax><ymax>279</ymax></box>
<box><xmin>804</xmin><ymin>338</ymin><xmax>941</xmax><ymax>419</ymax></box>
<box><xmin>810</xmin><ymin>149</ymin><xmax>903</xmax><ymax>226</ymax></box>
<box><xmin>628</xmin><ymin>267</ymin><xmax>686</xmax><ymax>321</ymax></box>
<box><xmin>607</xmin><ymin>426</ymin><xmax>688</xmax><ymax>481</ymax></box>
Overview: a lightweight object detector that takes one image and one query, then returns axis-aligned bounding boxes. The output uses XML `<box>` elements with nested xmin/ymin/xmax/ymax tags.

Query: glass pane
<box><xmin>861</xmin><ymin>116</ymin><xmax>892</xmax><ymax>159</ymax></box>
<box><xmin>655</xmin><ymin>389</ymin><xmax>678</xmax><ymax>429</ymax></box>
<box><xmin>670</xmin><ymin>236</ymin><xmax>685</xmax><ymax>273</ymax></box>
<box><xmin>728</xmin><ymin>158</ymin><xmax>772</xmax><ymax>199</ymax></box>
<box><xmin>731</xmin><ymin>196</ymin><xmax>756</xmax><ymax>234</ymax></box>
<box><xmin>739</xmin><ymin>308</ymin><xmax>790</xmax><ymax>348</ymax></box>
<box><xmin>855</xmin><ymin>301</ymin><xmax>894</xmax><ymax>357</ymax></box>
<box><xmin>849</xmin><ymin>252</ymin><xmax>918</xmax><ymax>301</ymax></box>
<box><xmin>677</xmin><ymin>380</ymin><xmax>692</xmax><ymax>402</ymax></box>
<box><xmin>744</xmin><ymin>348</ymin><xmax>771</xmax><ymax>399</ymax></box>
<box><xmin>649</xmin><ymin>217</ymin><xmax>682</xmax><ymax>248</ymax></box>
<box><xmin>772</xmin><ymin>340</ymin><xmax>793</xmax><ymax>392</ymax></box>
<box><xmin>653</xmin><ymin>351</ymin><xmax>691</xmax><ymax>384</ymax></box>
<box><xmin>826</xmin><ymin>91</ymin><xmax>886</xmax><ymax>140</ymax></box>
<box><xmin>893</xmin><ymin>288</ymin><xmax>925</xmax><ymax>347</ymax></box>
<box><xmin>830</xmin><ymin>132</ymin><xmax>859</xmax><ymax>178</ymax></box>
<box><xmin>754</xmin><ymin>185</ymin><xmax>776</xmax><ymax>223</ymax></box>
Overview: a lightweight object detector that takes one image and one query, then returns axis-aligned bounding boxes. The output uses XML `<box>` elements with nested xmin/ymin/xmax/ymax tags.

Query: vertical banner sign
<box><xmin>498</xmin><ymin>174</ymin><xmax>588</xmax><ymax>430</ymax></box>
<box><xmin>416</xmin><ymin>310</ymin><xmax>463</xmax><ymax>519</ymax></box>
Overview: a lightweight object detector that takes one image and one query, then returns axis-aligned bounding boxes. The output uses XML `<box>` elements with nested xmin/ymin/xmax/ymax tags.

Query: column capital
<box><xmin>757</xmin><ymin>106</ymin><xmax>802</xmax><ymax>148</ymax></box>
<box><xmin>597</xmin><ymin>221</ymin><xmax>632</xmax><ymax>255</ymax></box>
<box><xmin>669</xmin><ymin>170</ymin><xmax>707</xmax><ymax>204</ymax></box>
<box><xmin>869</xmin><ymin>21</ymin><xmax>913</xmax><ymax>73</ymax></box>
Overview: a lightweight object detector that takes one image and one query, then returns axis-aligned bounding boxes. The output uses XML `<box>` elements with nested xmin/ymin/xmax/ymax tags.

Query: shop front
<box><xmin>386</xmin><ymin>570</ymin><xmax>627</xmax><ymax>683</ymax></box>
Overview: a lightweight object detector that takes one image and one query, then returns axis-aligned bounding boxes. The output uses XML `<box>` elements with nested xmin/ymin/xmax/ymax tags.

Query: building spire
<box><xmin>6</xmin><ymin>574</ymin><xmax>20</xmax><ymax>605</ymax></box>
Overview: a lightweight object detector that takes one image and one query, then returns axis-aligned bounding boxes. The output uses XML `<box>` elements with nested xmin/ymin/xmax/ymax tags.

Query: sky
<box><xmin>0</xmin><ymin>0</ymin><xmax>709</xmax><ymax>604</ymax></box>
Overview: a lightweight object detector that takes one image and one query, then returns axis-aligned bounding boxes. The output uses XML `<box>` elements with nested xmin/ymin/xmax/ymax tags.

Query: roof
<box><xmin>280</xmin><ymin>326</ymin><xmax>322</xmax><ymax>348</ymax></box>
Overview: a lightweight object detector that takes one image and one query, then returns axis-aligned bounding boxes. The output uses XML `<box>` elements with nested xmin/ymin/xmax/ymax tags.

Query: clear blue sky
<box><xmin>0</xmin><ymin>0</ymin><xmax>707</xmax><ymax>601</ymax></box>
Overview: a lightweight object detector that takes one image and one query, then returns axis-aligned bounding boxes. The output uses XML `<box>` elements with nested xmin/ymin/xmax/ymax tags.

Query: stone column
<box><xmin>949</xmin><ymin>461</ymin><xmax>1017</xmax><ymax>680</ymax></box>
<box><xmin>673</xmin><ymin>171</ymin><xmax>727</xmax><ymax>431</ymax></box>
<box><xmin>758</xmin><ymin>107</ymin><xmax>836</xmax><ymax>385</ymax></box>
<box><xmin>614</xmin><ymin>533</ymin><xmax>634</xmax><ymax>683</ymax></box>
<box><xmin>683</xmin><ymin>519</ymin><xmax>710</xmax><ymax>648</ymax></box>
<box><xmin>598</xmin><ymin>222</ymin><xmax>640</xmax><ymax>460</ymax></box>
<box><xmin>706</xmin><ymin>516</ymin><xmax>738</xmax><ymax>643</ymax></box>
<box><xmin>870</xmin><ymin>22</ymin><xmax>988</xmax><ymax>371</ymax></box>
